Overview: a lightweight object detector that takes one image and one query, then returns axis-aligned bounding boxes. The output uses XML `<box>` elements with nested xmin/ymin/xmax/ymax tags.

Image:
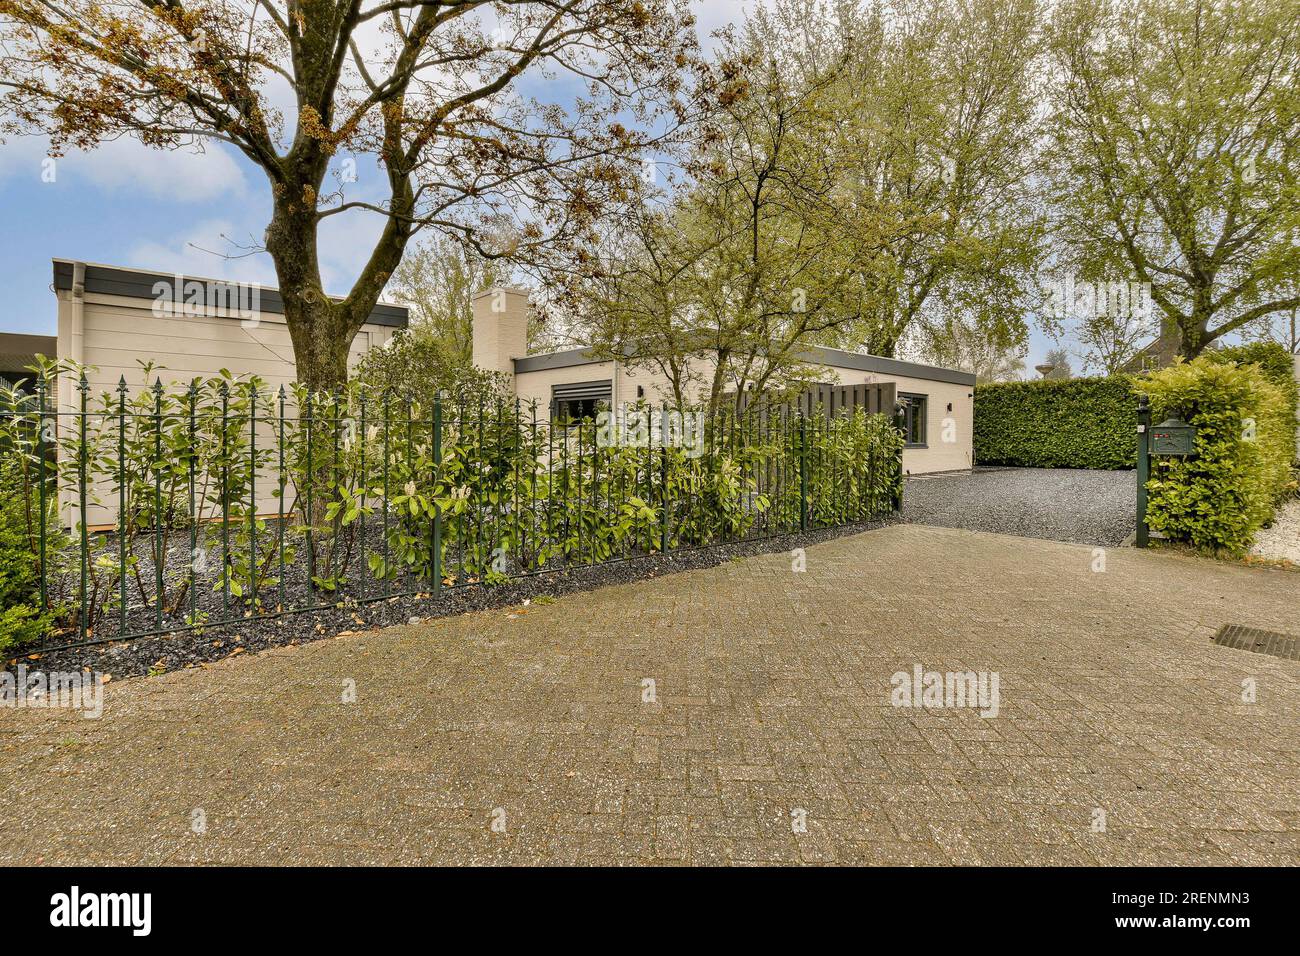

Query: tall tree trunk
<box><xmin>264</xmin><ymin>188</ymin><xmax>363</xmax><ymax>393</ymax></box>
<box><xmin>1176</xmin><ymin>287</ymin><xmax>1215</xmax><ymax>360</ymax></box>
<box><xmin>283</xmin><ymin>298</ymin><xmax>353</xmax><ymax>393</ymax></box>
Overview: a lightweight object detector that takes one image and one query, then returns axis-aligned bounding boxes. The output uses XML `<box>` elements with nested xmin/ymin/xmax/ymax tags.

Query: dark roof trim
<box><xmin>53</xmin><ymin>260</ymin><xmax>409</xmax><ymax>329</ymax></box>
<box><xmin>513</xmin><ymin>343</ymin><xmax>975</xmax><ymax>386</ymax></box>
<box><xmin>0</xmin><ymin>332</ymin><xmax>58</xmax><ymax>374</ymax></box>
<box><xmin>800</xmin><ymin>346</ymin><xmax>977</xmax><ymax>387</ymax></box>
<box><xmin>513</xmin><ymin>347</ymin><xmax>610</xmax><ymax>372</ymax></box>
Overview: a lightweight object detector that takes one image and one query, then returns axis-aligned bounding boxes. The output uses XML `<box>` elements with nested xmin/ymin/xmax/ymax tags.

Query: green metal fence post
<box><xmin>36</xmin><ymin>377</ymin><xmax>47</xmax><ymax>610</ymax></box>
<box><xmin>799</xmin><ymin>411</ymin><xmax>809</xmax><ymax>532</ymax></box>
<box><xmin>358</xmin><ymin>386</ymin><xmax>367</xmax><ymax>577</ymax></box>
<box><xmin>220</xmin><ymin>380</ymin><xmax>230</xmax><ymax>620</ymax></box>
<box><xmin>188</xmin><ymin>380</ymin><xmax>198</xmax><ymax>627</ymax></box>
<box><xmin>891</xmin><ymin>401</ymin><xmax>906</xmax><ymax>512</ymax></box>
<box><xmin>381</xmin><ymin>388</ymin><xmax>390</xmax><ymax>592</ymax></box>
<box><xmin>77</xmin><ymin>375</ymin><xmax>89</xmax><ymax>642</ymax></box>
<box><xmin>432</xmin><ymin>392</ymin><xmax>442</xmax><ymax>596</ymax></box>
<box><xmin>247</xmin><ymin>382</ymin><xmax>258</xmax><ymax>610</ymax></box>
<box><xmin>277</xmin><ymin>385</ymin><xmax>286</xmax><ymax>613</ymax></box>
<box><xmin>1136</xmin><ymin>394</ymin><xmax>1151</xmax><ymax>548</ymax></box>
<box><xmin>660</xmin><ymin>402</ymin><xmax>670</xmax><ymax>553</ymax></box>
<box><xmin>304</xmin><ymin>390</ymin><xmax>315</xmax><ymax>593</ymax></box>
<box><xmin>152</xmin><ymin>379</ymin><xmax>164</xmax><ymax>632</ymax></box>
<box><xmin>117</xmin><ymin>376</ymin><xmax>128</xmax><ymax>637</ymax></box>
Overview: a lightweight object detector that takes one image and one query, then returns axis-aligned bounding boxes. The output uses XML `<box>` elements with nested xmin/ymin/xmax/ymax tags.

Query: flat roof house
<box><xmin>50</xmin><ymin>259</ymin><xmax>407</xmax><ymax>410</ymax></box>
<box><xmin>469</xmin><ymin>287</ymin><xmax>976</xmax><ymax>475</ymax></box>
<box><xmin>46</xmin><ymin>260</ymin><xmax>409</xmax><ymax>528</ymax></box>
<box><xmin>52</xmin><ymin>258</ymin><xmax>409</xmax><ymax>389</ymax></box>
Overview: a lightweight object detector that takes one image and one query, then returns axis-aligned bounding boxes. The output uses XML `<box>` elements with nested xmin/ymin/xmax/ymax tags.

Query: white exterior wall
<box><xmin>55</xmin><ymin>290</ymin><xmax>395</xmax><ymax>407</ymax></box>
<box><xmin>53</xmin><ymin>273</ymin><xmax>400</xmax><ymax>528</ymax></box>
<box><xmin>514</xmin><ymin>359</ymin><xmax>711</xmax><ymax>412</ymax></box>
<box><xmin>513</xmin><ymin>359</ymin><xmax>618</xmax><ymax>413</ymax></box>
<box><xmin>814</xmin><ymin>361</ymin><xmax>974</xmax><ymax>475</ymax></box>
<box><xmin>512</xmin><ymin>355</ymin><xmax>973</xmax><ymax>475</ymax></box>
<box><xmin>475</xmin><ymin>286</ymin><xmax>973</xmax><ymax>475</ymax></box>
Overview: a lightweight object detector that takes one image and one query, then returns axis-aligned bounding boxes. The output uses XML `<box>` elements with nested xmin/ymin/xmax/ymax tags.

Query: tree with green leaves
<box><xmin>1045</xmin><ymin>0</ymin><xmax>1300</xmax><ymax>361</ymax></box>
<box><xmin>389</xmin><ymin>235</ymin><xmax>511</xmax><ymax>368</ymax></box>
<box><xmin>813</xmin><ymin>0</ymin><xmax>1047</xmax><ymax>358</ymax></box>
<box><xmin>576</xmin><ymin>0</ymin><xmax>1045</xmax><ymax>410</ymax></box>
<box><xmin>913</xmin><ymin>314</ymin><xmax>1027</xmax><ymax>383</ymax></box>
<box><xmin>577</xmin><ymin>20</ymin><xmax>893</xmax><ymax>413</ymax></box>
<box><xmin>1041</xmin><ymin>347</ymin><xmax>1074</xmax><ymax>380</ymax></box>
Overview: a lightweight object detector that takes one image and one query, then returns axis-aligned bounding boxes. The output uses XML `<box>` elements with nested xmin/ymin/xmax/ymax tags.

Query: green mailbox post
<box><xmin>1136</xmin><ymin>398</ymin><xmax>1198</xmax><ymax>548</ymax></box>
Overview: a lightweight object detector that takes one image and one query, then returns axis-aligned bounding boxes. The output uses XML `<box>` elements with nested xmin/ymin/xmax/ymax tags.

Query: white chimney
<box><xmin>472</xmin><ymin>287</ymin><xmax>531</xmax><ymax>382</ymax></box>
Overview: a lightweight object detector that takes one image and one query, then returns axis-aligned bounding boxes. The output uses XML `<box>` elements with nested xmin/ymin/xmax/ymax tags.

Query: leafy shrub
<box><xmin>0</xmin><ymin>457</ymin><xmax>55</xmax><ymax>656</ymax></box>
<box><xmin>353</xmin><ymin>329</ymin><xmax>510</xmax><ymax>404</ymax></box>
<box><xmin>1207</xmin><ymin>342</ymin><xmax>1299</xmax><ymax>465</ymax></box>
<box><xmin>1138</xmin><ymin>356</ymin><xmax>1297</xmax><ymax>555</ymax></box>
<box><xmin>2</xmin><ymin>353</ymin><xmax>904</xmax><ymax>641</ymax></box>
<box><xmin>973</xmin><ymin>377</ymin><xmax>1135</xmax><ymax>469</ymax></box>
<box><xmin>377</xmin><ymin>401</ymin><xmax>903</xmax><ymax>580</ymax></box>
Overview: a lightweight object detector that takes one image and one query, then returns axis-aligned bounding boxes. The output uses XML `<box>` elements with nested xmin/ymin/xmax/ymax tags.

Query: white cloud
<box><xmin>0</xmin><ymin>133</ymin><xmax>248</xmax><ymax>202</ymax></box>
<box><xmin>76</xmin><ymin>138</ymin><xmax>248</xmax><ymax>202</ymax></box>
<box><xmin>128</xmin><ymin>219</ymin><xmax>276</xmax><ymax>285</ymax></box>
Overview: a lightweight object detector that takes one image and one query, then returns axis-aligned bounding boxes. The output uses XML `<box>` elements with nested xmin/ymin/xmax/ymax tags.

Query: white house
<box><xmin>470</xmin><ymin>287</ymin><xmax>976</xmax><ymax>475</ymax></box>
<box><xmin>51</xmin><ymin>259</ymin><xmax>406</xmax><ymax>412</ymax></box>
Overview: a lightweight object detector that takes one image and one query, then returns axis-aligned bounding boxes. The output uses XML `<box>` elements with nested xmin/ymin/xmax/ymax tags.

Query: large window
<box><xmin>898</xmin><ymin>393</ymin><xmax>928</xmax><ymax>447</ymax></box>
<box><xmin>551</xmin><ymin>380</ymin><xmax>612</xmax><ymax>423</ymax></box>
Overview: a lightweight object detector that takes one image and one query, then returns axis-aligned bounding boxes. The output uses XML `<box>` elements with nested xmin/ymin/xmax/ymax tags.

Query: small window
<box><xmin>554</xmin><ymin>397</ymin><xmax>601</xmax><ymax>422</ymax></box>
<box><xmin>898</xmin><ymin>393</ymin><xmax>927</xmax><ymax>446</ymax></box>
<box><xmin>551</xmin><ymin>380</ymin><xmax>612</xmax><ymax>423</ymax></box>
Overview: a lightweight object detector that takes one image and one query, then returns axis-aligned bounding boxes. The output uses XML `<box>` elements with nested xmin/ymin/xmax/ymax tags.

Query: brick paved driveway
<box><xmin>2</xmin><ymin>525</ymin><xmax>1298</xmax><ymax>865</ymax></box>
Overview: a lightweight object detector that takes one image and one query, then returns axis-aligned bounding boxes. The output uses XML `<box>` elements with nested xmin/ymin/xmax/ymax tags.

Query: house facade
<box><xmin>51</xmin><ymin>259</ymin><xmax>407</xmax><ymax>413</ymax></box>
<box><xmin>470</xmin><ymin>287</ymin><xmax>975</xmax><ymax>475</ymax></box>
<box><xmin>46</xmin><ymin>259</ymin><xmax>409</xmax><ymax>529</ymax></box>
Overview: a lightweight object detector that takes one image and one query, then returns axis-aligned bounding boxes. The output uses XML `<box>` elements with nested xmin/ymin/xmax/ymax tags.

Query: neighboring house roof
<box><xmin>0</xmin><ymin>332</ymin><xmax>58</xmax><ymax>376</ymax></box>
<box><xmin>1119</xmin><ymin>339</ymin><xmax>1166</xmax><ymax>373</ymax></box>
<box><xmin>52</xmin><ymin>260</ymin><xmax>410</xmax><ymax>328</ymax></box>
<box><xmin>514</xmin><ymin>343</ymin><xmax>976</xmax><ymax>387</ymax></box>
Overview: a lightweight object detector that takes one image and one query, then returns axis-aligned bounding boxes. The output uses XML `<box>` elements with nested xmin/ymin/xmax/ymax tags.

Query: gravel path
<box><xmin>1250</xmin><ymin>498</ymin><xmax>1300</xmax><ymax>565</ymax></box>
<box><xmin>902</xmin><ymin>466</ymin><xmax>1136</xmax><ymax>547</ymax></box>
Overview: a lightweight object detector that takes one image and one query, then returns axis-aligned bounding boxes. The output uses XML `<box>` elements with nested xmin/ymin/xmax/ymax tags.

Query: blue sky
<box><xmin>0</xmin><ymin>0</ymin><xmax>1055</xmax><ymax>367</ymax></box>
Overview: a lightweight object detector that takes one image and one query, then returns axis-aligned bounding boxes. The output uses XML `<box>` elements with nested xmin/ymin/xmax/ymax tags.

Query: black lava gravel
<box><xmin>14</xmin><ymin>517</ymin><xmax>898</xmax><ymax>680</ymax></box>
<box><xmin>902</xmin><ymin>466</ymin><xmax>1136</xmax><ymax>548</ymax></box>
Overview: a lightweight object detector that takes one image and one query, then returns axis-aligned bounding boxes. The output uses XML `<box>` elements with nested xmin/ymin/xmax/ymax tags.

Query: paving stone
<box><xmin>1</xmin><ymin>525</ymin><xmax>1297</xmax><ymax>865</ymax></box>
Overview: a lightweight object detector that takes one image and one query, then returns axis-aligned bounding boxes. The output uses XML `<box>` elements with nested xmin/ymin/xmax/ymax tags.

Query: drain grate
<box><xmin>1213</xmin><ymin>624</ymin><xmax>1300</xmax><ymax>662</ymax></box>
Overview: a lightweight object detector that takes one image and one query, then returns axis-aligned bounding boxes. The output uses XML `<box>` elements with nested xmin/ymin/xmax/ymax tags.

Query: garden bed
<box><xmin>11</xmin><ymin>516</ymin><xmax>899</xmax><ymax>680</ymax></box>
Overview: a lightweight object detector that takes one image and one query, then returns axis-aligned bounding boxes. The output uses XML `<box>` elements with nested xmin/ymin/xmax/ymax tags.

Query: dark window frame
<box><xmin>550</xmin><ymin>380</ymin><xmax>613</xmax><ymax>424</ymax></box>
<box><xmin>898</xmin><ymin>392</ymin><xmax>928</xmax><ymax>447</ymax></box>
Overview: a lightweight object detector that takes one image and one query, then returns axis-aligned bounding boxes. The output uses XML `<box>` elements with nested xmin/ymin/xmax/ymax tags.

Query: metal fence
<box><xmin>2</xmin><ymin>373</ymin><xmax>904</xmax><ymax>652</ymax></box>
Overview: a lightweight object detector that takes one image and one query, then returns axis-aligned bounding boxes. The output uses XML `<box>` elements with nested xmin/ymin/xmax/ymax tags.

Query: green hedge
<box><xmin>1139</xmin><ymin>355</ymin><xmax>1298</xmax><ymax>555</ymax></box>
<box><xmin>973</xmin><ymin>377</ymin><xmax>1136</xmax><ymax>469</ymax></box>
<box><xmin>1209</xmin><ymin>342</ymin><xmax>1300</xmax><ymax>450</ymax></box>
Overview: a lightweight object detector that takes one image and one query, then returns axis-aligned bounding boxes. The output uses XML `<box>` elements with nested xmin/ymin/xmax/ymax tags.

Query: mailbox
<box><xmin>1150</xmin><ymin>416</ymin><xmax>1197</xmax><ymax>456</ymax></box>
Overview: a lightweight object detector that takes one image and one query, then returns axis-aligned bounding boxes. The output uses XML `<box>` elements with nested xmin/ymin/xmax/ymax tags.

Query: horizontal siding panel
<box><xmin>83</xmin><ymin>332</ymin><xmax>300</xmax><ymax>366</ymax></box>
<box><xmin>78</xmin><ymin>350</ymin><xmax>300</xmax><ymax>381</ymax></box>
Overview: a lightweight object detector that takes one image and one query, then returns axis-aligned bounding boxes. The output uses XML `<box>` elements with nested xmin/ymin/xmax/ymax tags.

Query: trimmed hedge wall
<box><xmin>973</xmin><ymin>377</ymin><xmax>1136</xmax><ymax>469</ymax></box>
